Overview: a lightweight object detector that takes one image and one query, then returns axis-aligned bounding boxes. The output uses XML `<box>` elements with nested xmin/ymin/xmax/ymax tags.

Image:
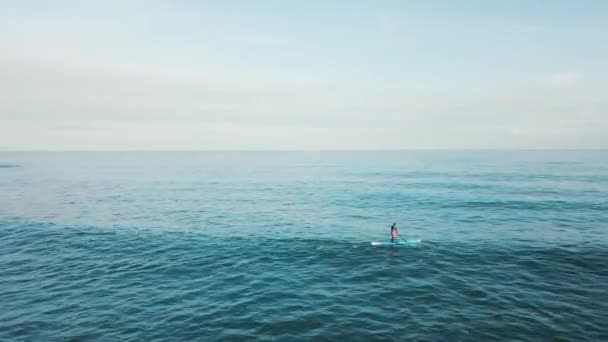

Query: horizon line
<box><xmin>1</xmin><ymin>148</ymin><xmax>607</xmax><ymax>153</ymax></box>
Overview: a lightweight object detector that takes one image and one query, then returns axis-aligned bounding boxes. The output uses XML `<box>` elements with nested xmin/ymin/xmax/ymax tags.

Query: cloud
<box><xmin>0</xmin><ymin>46</ymin><xmax>606</xmax><ymax>149</ymax></box>
<box><xmin>0</xmin><ymin>45</ymin><xmax>332</xmax><ymax>123</ymax></box>
<box><xmin>509</xmin><ymin>127</ymin><xmax>523</xmax><ymax>136</ymax></box>
<box><xmin>375</xmin><ymin>12</ymin><xmax>407</xmax><ymax>36</ymax></box>
<box><xmin>511</xmin><ymin>24</ymin><xmax>544</xmax><ymax>34</ymax></box>
<box><xmin>546</xmin><ymin>72</ymin><xmax>583</xmax><ymax>88</ymax></box>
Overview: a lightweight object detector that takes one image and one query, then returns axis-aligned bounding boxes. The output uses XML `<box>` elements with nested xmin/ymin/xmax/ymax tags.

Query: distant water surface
<box><xmin>1</xmin><ymin>151</ymin><xmax>607</xmax><ymax>341</ymax></box>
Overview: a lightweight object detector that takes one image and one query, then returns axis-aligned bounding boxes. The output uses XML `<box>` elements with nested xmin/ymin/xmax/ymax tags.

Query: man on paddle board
<box><xmin>390</xmin><ymin>223</ymin><xmax>398</xmax><ymax>243</ymax></box>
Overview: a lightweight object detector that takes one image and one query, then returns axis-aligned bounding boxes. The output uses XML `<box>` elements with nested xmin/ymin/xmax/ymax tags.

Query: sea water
<box><xmin>1</xmin><ymin>151</ymin><xmax>607</xmax><ymax>341</ymax></box>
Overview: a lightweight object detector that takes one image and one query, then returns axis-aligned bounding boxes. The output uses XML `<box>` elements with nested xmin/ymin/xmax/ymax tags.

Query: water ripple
<box><xmin>1</xmin><ymin>151</ymin><xmax>608</xmax><ymax>340</ymax></box>
<box><xmin>1</xmin><ymin>221</ymin><xmax>606</xmax><ymax>341</ymax></box>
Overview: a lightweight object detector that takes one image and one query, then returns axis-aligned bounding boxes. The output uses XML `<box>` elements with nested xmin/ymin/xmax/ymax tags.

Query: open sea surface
<box><xmin>1</xmin><ymin>151</ymin><xmax>607</xmax><ymax>341</ymax></box>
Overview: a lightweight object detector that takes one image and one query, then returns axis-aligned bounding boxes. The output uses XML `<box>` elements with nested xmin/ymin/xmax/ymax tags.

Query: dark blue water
<box><xmin>1</xmin><ymin>151</ymin><xmax>607</xmax><ymax>341</ymax></box>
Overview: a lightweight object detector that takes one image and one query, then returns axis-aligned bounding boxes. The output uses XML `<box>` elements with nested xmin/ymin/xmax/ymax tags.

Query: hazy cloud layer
<box><xmin>1</xmin><ymin>1</ymin><xmax>607</xmax><ymax>149</ymax></box>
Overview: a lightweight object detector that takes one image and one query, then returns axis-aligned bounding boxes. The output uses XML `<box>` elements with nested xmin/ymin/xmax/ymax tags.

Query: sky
<box><xmin>0</xmin><ymin>0</ymin><xmax>607</xmax><ymax>150</ymax></box>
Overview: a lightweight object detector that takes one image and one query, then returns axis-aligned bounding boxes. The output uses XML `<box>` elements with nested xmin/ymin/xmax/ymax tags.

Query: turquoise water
<box><xmin>1</xmin><ymin>151</ymin><xmax>607</xmax><ymax>341</ymax></box>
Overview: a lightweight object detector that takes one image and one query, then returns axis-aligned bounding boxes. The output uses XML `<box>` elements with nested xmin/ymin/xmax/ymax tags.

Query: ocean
<box><xmin>1</xmin><ymin>151</ymin><xmax>607</xmax><ymax>341</ymax></box>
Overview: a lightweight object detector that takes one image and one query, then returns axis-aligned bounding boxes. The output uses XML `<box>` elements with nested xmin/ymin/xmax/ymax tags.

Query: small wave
<box><xmin>0</xmin><ymin>164</ymin><xmax>19</xmax><ymax>168</ymax></box>
<box><xmin>443</xmin><ymin>199</ymin><xmax>608</xmax><ymax>212</ymax></box>
<box><xmin>1</xmin><ymin>220</ymin><xmax>607</xmax><ymax>341</ymax></box>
